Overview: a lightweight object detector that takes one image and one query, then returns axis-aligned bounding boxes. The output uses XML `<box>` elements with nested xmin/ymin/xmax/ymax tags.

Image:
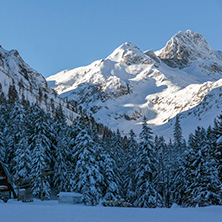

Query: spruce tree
<box><xmin>184</xmin><ymin>127</ymin><xmax>221</xmax><ymax>207</ymax></box>
<box><xmin>97</xmin><ymin>145</ymin><xmax>121</xmax><ymax>201</ymax></box>
<box><xmin>155</xmin><ymin>136</ymin><xmax>169</xmax><ymax>207</ymax></box>
<box><xmin>171</xmin><ymin>115</ymin><xmax>186</xmax><ymax>205</ymax></box>
<box><xmin>71</xmin><ymin>130</ymin><xmax>103</xmax><ymax>205</ymax></box>
<box><xmin>8</xmin><ymin>84</ymin><xmax>18</xmax><ymax>104</ymax></box>
<box><xmin>13</xmin><ymin>133</ymin><xmax>31</xmax><ymax>181</ymax></box>
<box><xmin>53</xmin><ymin>131</ymin><xmax>69</xmax><ymax>192</ymax></box>
<box><xmin>0</xmin><ymin>131</ymin><xmax>5</xmax><ymax>162</ymax></box>
<box><xmin>213</xmin><ymin>113</ymin><xmax>222</xmax><ymax>182</ymax></box>
<box><xmin>0</xmin><ymin>106</ymin><xmax>6</xmax><ymax>162</ymax></box>
<box><xmin>109</xmin><ymin>129</ymin><xmax>124</xmax><ymax>195</ymax></box>
<box><xmin>134</xmin><ymin>117</ymin><xmax>162</xmax><ymax>208</ymax></box>
<box><xmin>125</xmin><ymin>129</ymin><xmax>138</xmax><ymax>203</ymax></box>
<box><xmin>173</xmin><ymin>115</ymin><xmax>183</xmax><ymax>149</ymax></box>
<box><xmin>29</xmin><ymin>106</ymin><xmax>52</xmax><ymax>198</ymax></box>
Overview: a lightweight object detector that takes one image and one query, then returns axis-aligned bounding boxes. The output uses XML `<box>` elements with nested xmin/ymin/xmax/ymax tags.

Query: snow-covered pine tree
<box><xmin>109</xmin><ymin>129</ymin><xmax>125</xmax><ymax>194</ymax></box>
<box><xmin>110</xmin><ymin>129</ymin><xmax>124</xmax><ymax>168</ymax></box>
<box><xmin>0</xmin><ymin>92</ymin><xmax>7</xmax><ymax>105</ymax></box>
<box><xmin>165</xmin><ymin>139</ymin><xmax>176</xmax><ymax>207</ymax></box>
<box><xmin>125</xmin><ymin>129</ymin><xmax>138</xmax><ymax>203</ymax></box>
<box><xmin>51</xmin><ymin>104</ymin><xmax>70</xmax><ymax>192</ymax></box>
<box><xmin>206</xmin><ymin>126</ymin><xmax>215</xmax><ymax>152</ymax></box>
<box><xmin>0</xmin><ymin>105</ymin><xmax>6</xmax><ymax>162</ymax></box>
<box><xmin>173</xmin><ymin>115</ymin><xmax>183</xmax><ymax>150</ymax></box>
<box><xmin>2</xmin><ymin>105</ymin><xmax>16</xmax><ymax>168</ymax></box>
<box><xmin>184</xmin><ymin>127</ymin><xmax>221</xmax><ymax>207</ymax></box>
<box><xmin>171</xmin><ymin>115</ymin><xmax>186</xmax><ymax>206</ymax></box>
<box><xmin>71</xmin><ymin>129</ymin><xmax>103</xmax><ymax>205</ymax></box>
<box><xmin>54</xmin><ymin>104</ymin><xmax>66</xmax><ymax>130</ymax></box>
<box><xmin>10</xmin><ymin>103</ymin><xmax>27</xmax><ymax>172</ymax></box>
<box><xmin>29</xmin><ymin>106</ymin><xmax>52</xmax><ymax>199</ymax></box>
<box><xmin>9</xmin><ymin>103</ymin><xmax>31</xmax><ymax>181</ymax></box>
<box><xmin>61</xmin><ymin>121</ymin><xmax>84</xmax><ymax>192</ymax></box>
<box><xmin>8</xmin><ymin>84</ymin><xmax>18</xmax><ymax>104</ymax></box>
<box><xmin>53</xmin><ymin>130</ymin><xmax>69</xmax><ymax>192</ymax></box>
<box><xmin>13</xmin><ymin>132</ymin><xmax>31</xmax><ymax>181</ymax></box>
<box><xmin>134</xmin><ymin>117</ymin><xmax>162</xmax><ymax>208</ymax></box>
<box><xmin>154</xmin><ymin>135</ymin><xmax>169</xmax><ymax>207</ymax></box>
<box><xmin>97</xmin><ymin>145</ymin><xmax>121</xmax><ymax>201</ymax></box>
<box><xmin>0</xmin><ymin>130</ymin><xmax>5</xmax><ymax>162</ymax></box>
<box><xmin>213</xmin><ymin>113</ymin><xmax>222</xmax><ymax>183</ymax></box>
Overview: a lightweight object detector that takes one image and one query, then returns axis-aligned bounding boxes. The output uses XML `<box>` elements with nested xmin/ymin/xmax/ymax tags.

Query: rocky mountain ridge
<box><xmin>0</xmin><ymin>45</ymin><xmax>78</xmax><ymax>123</ymax></box>
<box><xmin>47</xmin><ymin>30</ymin><xmax>222</xmax><ymax>139</ymax></box>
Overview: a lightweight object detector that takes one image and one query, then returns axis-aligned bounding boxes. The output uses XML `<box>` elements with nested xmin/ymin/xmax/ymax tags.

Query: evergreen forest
<box><xmin>1</xmin><ymin>85</ymin><xmax>222</xmax><ymax>208</ymax></box>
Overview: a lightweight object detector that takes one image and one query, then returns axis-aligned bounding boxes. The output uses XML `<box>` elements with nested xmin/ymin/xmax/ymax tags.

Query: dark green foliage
<box><xmin>213</xmin><ymin>113</ymin><xmax>222</xmax><ymax>183</ymax></box>
<box><xmin>8</xmin><ymin>84</ymin><xmax>18</xmax><ymax>104</ymax></box>
<box><xmin>133</xmin><ymin>117</ymin><xmax>162</xmax><ymax>208</ymax></box>
<box><xmin>124</xmin><ymin>129</ymin><xmax>138</xmax><ymax>202</ymax></box>
<box><xmin>1</xmin><ymin>93</ymin><xmax>222</xmax><ymax>208</ymax></box>
<box><xmin>183</xmin><ymin>127</ymin><xmax>222</xmax><ymax>207</ymax></box>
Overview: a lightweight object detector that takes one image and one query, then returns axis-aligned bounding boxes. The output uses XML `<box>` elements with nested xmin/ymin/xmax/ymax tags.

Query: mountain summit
<box><xmin>156</xmin><ymin>30</ymin><xmax>218</xmax><ymax>68</ymax></box>
<box><xmin>107</xmin><ymin>41</ymin><xmax>154</xmax><ymax>65</ymax></box>
<box><xmin>47</xmin><ymin>30</ymin><xmax>222</xmax><ymax>139</ymax></box>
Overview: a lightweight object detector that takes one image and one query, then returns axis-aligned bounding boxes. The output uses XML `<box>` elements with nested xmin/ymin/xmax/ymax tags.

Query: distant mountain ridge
<box><xmin>0</xmin><ymin>45</ymin><xmax>78</xmax><ymax>123</ymax></box>
<box><xmin>45</xmin><ymin>31</ymin><xmax>222</xmax><ymax>138</ymax></box>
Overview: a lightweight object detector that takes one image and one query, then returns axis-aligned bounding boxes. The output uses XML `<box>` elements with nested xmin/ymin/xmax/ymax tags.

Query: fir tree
<box><xmin>97</xmin><ymin>145</ymin><xmax>121</xmax><ymax>201</ymax></box>
<box><xmin>0</xmin><ymin>106</ymin><xmax>6</xmax><ymax>162</ymax></box>
<box><xmin>53</xmin><ymin>131</ymin><xmax>69</xmax><ymax>192</ymax></box>
<box><xmin>109</xmin><ymin>129</ymin><xmax>124</xmax><ymax>194</ymax></box>
<box><xmin>155</xmin><ymin>136</ymin><xmax>169</xmax><ymax>207</ymax></box>
<box><xmin>13</xmin><ymin>133</ymin><xmax>31</xmax><ymax>181</ymax></box>
<box><xmin>125</xmin><ymin>129</ymin><xmax>138</xmax><ymax>203</ymax></box>
<box><xmin>184</xmin><ymin>127</ymin><xmax>222</xmax><ymax>207</ymax></box>
<box><xmin>29</xmin><ymin>106</ymin><xmax>52</xmax><ymax>198</ymax></box>
<box><xmin>0</xmin><ymin>131</ymin><xmax>5</xmax><ymax>162</ymax></box>
<box><xmin>71</xmin><ymin>130</ymin><xmax>103</xmax><ymax>205</ymax></box>
<box><xmin>171</xmin><ymin>115</ymin><xmax>186</xmax><ymax>205</ymax></box>
<box><xmin>173</xmin><ymin>115</ymin><xmax>183</xmax><ymax>149</ymax></box>
<box><xmin>134</xmin><ymin>117</ymin><xmax>162</xmax><ymax>208</ymax></box>
<box><xmin>8</xmin><ymin>84</ymin><xmax>18</xmax><ymax>104</ymax></box>
<box><xmin>213</xmin><ymin>113</ymin><xmax>222</xmax><ymax>182</ymax></box>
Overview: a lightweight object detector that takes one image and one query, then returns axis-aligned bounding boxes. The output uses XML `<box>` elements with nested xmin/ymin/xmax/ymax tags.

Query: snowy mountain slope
<box><xmin>154</xmin><ymin>80</ymin><xmax>222</xmax><ymax>139</ymax></box>
<box><xmin>0</xmin><ymin>45</ymin><xmax>78</xmax><ymax>122</ymax></box>
<box><xmin>47</xmin><ymin>30</ymin><xmax>222</xmax><ymax>138</ymax></box>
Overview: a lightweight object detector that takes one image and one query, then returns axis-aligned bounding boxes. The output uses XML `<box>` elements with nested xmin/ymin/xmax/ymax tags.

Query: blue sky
<box><xmin>1</xmin><ymin>0</ymin><xmax>222</xmax><ymax>77</ymax></box>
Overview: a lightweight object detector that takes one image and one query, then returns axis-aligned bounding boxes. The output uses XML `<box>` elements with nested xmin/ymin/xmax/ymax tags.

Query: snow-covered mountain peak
<box><xmin>107</xmin><ymin>41</ymin><xmax>154</xmax><ymax>65</ymax></box>
<box><xmin>47</xmin><ymin>30</ymin><xmax>222</xmax><ymax>139</ymax></box>
<box><xmin>156</xmin><ymin>30</ymin><xmax>217</xmax><ymax>69</ymax></box>
<box><xmin>121</xmin><ymin>41</ymin><xmax>138</xmax><ymax>49</ymax></box>
<box><xmin>0</xmin><ymin>45</ymin><xmax>48</xmax><ymax>89</ymax></box>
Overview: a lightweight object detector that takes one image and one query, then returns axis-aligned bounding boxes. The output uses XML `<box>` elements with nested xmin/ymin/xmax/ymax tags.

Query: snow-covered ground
<box><xmin>1</xmin><ymin>199</ymin><xmax>222</xmax><ymax>222</ymax></box>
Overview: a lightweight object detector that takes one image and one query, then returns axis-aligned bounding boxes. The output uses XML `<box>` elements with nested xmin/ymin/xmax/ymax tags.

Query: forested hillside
<box><xmin>1</xmin><ymin>91</ymin><xmax>222</xmax><ymax>207</ymax></box>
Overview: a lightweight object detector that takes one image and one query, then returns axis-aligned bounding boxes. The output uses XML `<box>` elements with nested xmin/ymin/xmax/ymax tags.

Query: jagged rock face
<box><xmin>144</xmin><ymin>49</ymin><xmax>161</xmax><ymax>65</ymax></box>
<box><xmin>0</xmin><ymin>45</ymin><xmax>48</xmax><ymax>90</ymax></box>
<box><xmin>157</xmin><ymin>30</ymin><xmax>217</xmax><ymax>69</ymax></box>
<box><xmin>47</xmin><ymin>30</ymin><xmax>222</xmax><ymax>138</ymax></box>
<box><xmin>0</xmin><ymin>45</ymin><xmax>78</xmax><ymax>124</ymax></box>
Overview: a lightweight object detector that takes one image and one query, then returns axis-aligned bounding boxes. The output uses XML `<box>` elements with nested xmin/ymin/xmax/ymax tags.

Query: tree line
<box><xmin>0</xmin><ymin>85</ymin><xmax>222</xmax><ymax>207</ymax></box>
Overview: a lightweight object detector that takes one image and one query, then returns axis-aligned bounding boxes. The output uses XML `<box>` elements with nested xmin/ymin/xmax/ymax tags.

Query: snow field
<box><xmin>0</xmin><ymin>200</ymin><xmax>222</xmax><ymax>222</ymax></box>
